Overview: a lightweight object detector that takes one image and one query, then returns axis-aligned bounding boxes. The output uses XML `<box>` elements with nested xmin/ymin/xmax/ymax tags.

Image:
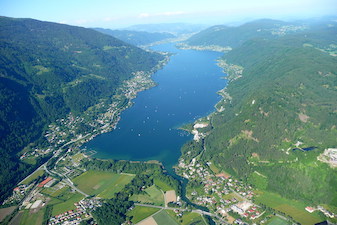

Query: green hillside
<box><xmin>183</xmin><ymin>24</ymin><xmax>337</xmax><ymax>207</ymax></box>
<box><xmin>0</xmin><ymin>16</ymin><xmax>163</xmax><ymax>203</ymax></box>
<box><xmin>93</xmin><ymin>28</ymin><xmax>175</xmax><ymax>46</ymax></box>
<box><xmin>184</xmin><ymin>19</ymin><xmax>309</xmax><ymax>48</ymax></box>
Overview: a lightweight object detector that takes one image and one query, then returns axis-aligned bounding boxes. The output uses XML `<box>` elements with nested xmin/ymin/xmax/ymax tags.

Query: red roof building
<box><xmin>38</xmin><ymin>177</ymin><xmax>52</xmax><ymax>187</ymax></box>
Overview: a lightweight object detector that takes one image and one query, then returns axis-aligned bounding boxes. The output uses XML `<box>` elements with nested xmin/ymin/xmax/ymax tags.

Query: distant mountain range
<box><xmin>93</xmin><ymin>28</ymin><xmax>175</xmax><ymax>46</ymax></box>
<box><xmin>183</xmin><ymin>18</ymin><xmax>337</xmax><ymax>48</ymax></box>
<box><xmin>125</xmin><ymin>23</ymin><xmax>208</xmax><ymax>35</ymax></box>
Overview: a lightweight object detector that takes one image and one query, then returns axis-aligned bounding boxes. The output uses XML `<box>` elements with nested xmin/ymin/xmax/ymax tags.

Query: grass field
<box><xmin>126</xmin><ymin>206</ymin><xmax>160</xmax><ymax>224</ymax></box>
<box><xmin>72</xmin><ymin>153</ymin><xmax>85</xmax><ymax>164</ymax></box>
<box><xmin>209</xmin><ymin>162</ymin><xmax>220</xmax><ymax>174</ymax></box>
<box><xmin>154</xmin><ymin>178</ymin><xmax>173</xmax><ymax>192</ymax></box>
<box><xmin>222</xmin><ymin>192</ymin><xmax>243</xmax><ymax>201</ymax></box>
<box><xmin>256</xmin><ymin>192</ymin><xmax>323</xmax><ymax>225</ymax></box>
<box><xmin>19</xmin><ymin>209</ymin><xmax>44</xmax><ymax>225</ymax></box>
<box><xmin>72</xmin><ymin>170</ymin><xmax>134</xmax><ymax>198</ymax></box>
<box><xmin>248</xmin><ymin>171</ymin><xmax>268</xmax><ymax>190</ymax></box>
<box><xmin>45</xmin><ymin>186</ymin><xmax>84</xmax><ymax>216</ymax></box>
<box><xmin>153</xmin><ymin>210</ymin><xmax>179</xmax><ymax>225</ymax></box>
<box><xmin>20</xmin><ymin>170</ymin><xmax>44</xmax><ymax>185</ymax></box>
<box><xmin>172</xmin><ymin>211</ymin><xmax>206</xmax><ymax>225</ymax></box>
<box><xmin>51</xmin><ymin>192</ymin><xmax>83</xmax><ymax>216</ymax></box>
<box><xmin>267</xmin><ymin>216</ymin><xmax>290</xmax><ymax>225</ymax></box>
<box><xmin>130</xmin><ymin>185</ymin><xmax>164</xmax><ymax>206</ymax></box>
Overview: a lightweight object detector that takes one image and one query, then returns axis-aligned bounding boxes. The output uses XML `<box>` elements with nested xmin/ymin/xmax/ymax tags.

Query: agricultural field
<box><xmin>72</xmin><ymin>170</ymin><xmax>134</xmax><ymax>198</ymax></box>
<box><xmin>166</xmin><ymin>210</ymin><xmax>206</xmax><ymax>225</ymax></box>
<box><xmin>51</xmin><ymin>192</ymin><xmax>83</xmax><ymax>216</ymax></box>
<box><xmin>19</xmin><ymin>208</ymin><xmax>45</xmax><ymax>225</ymax></box>
<box><xmin>153</xmin><ymin>210</ymin><xmax>179</xmax><ymax>225</ymax></box>
<box><xmin>126</xmin><ymin>206</ymin><xmax>160</xmax><ymax>224</ymax></box>
<box><xmin>267</xmin><ymin>216</ymin><xmax>290</xmax><ymax>225</ymax></box>
<box><xmin>20</xmin><ymin>170</ymin><xmax>45</xmax><ymax>185</ymax></box>
<box><xmin>165</xmin><ymin>190</ymin><xmax>177</xmax><ymax>205</ymax></box>
<box><xmin>130</xmin><ymin>185</ymin><xmax>164</xmax><ymax>206</ymax></box>
<box><xmin>43</xmin><ymin>186</ymin><xmax>84</xmax><ymax>216</ymax></box>
<box><xmin>256</xmin><ymin>191</ymin><xmax>324</xmax><ymax>225</ymax></box>
<box><xmin>0</xmin><ymin>206</ymin><xmax>16</xmax><ymax>222</ymax></box>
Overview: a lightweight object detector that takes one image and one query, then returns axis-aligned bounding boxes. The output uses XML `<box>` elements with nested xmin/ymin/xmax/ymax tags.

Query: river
<box><xmin>84</xmin><ymin>43</ymin><xmax>227</xmax><ymax>174</ymax></box>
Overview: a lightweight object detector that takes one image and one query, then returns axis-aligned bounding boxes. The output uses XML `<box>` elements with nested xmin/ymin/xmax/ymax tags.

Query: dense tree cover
<box><xmin>93</xmin><ymin>28</ymin><xmax>175</xmax><ymax>46</ymax></box>
<box><xmin>81</xmin><ymin>158</ymin><xmax>162</xmax><ymax>174</ymax></box>
<box><xmin>92</xmin><ymin>174</ymin><xmax>154</xmax><ymax>224</ymax></box>
<box><xmin>186</xmin><ymin>21</ymin><xmax>337</xmax><ymax>205</ymax></box>
<box><xmin>92</xmin><ymin>192</ymin><xmax>133</xmax><ymax>225</ymax></box>
<box><xmin>0</xmin><ymin>16</ymin><xmax>164</xmax><ymax>203</ymax></box>
<box><xmin>155</xmin><ymin>173</ymin><xmax>181</xmax><ymax>195</ymax></box>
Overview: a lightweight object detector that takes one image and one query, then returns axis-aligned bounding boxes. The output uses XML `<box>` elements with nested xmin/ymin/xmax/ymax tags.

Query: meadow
<box><xmin>130</xmin><ymin>185</ymin><xmax>164</xmax><ymax>206</ymax></box>
<box><xmin>72</xmin><ymin>170</ymin><xmax>134</xmax><ymax>198</ymax></box>
<box><xmin>153</xmin><ymin>210</ymin><xmax>179</xmax><ymax>225</ymax></box>
<box><xmin>256</xmin><ymin>191</ymin><xmax>324</xmax><ymax>225</ymax></box>
<box><xmin>126</xmin><ymin>206</ymin><xmax>160</xmax><ymax>224</ymax></box>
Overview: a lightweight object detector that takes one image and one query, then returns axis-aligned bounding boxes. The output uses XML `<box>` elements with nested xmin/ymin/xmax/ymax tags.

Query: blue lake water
<box><xmin>84</xmin><ymin>43</ymin><xmax>227</xmax><ymax>172</ymax></box>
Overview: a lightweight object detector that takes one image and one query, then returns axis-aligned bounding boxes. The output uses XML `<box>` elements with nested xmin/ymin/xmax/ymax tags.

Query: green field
<box><xmin>154</xmin><ymin>178</ymin><xmax>174</xmax><ymax>192</ymax></box>
<box><xmin>126</xmin><ymin>206</ymin><xmax>160</xmax><ymax>224</ymax></box>
<box><xmin>248</xmin><ymin>171</ymin><xmax>268</xmax><ymax>189</ymax></box>
<box><xmin>72</xmin><ymin>170</ymin><xmax>134</xmax><ymax>198</ymax></box>
<box><xmin>256</xmin><ymin>192</ymin><xmax>324</xmax><ymax>225</ymax></box>
<box><xmin>51</xmin><ymin>192</ymin><xmax>84</xmax><ymax>216</ymax></box>
<box><xmin>20</xmin><ymin>170</ymin><xmax>44</xmax><ymax>185</ymax></box>
<box><xmin>267</xmin><ymin>216</ymin><xmax>290</xmax><ymax>225</ymax></box>
<box><xmin>209</xmin><ymin>162</ymin><xmax>220</xmax><ymax>174</ymax></box>
<box><xmin>72</xmin><ymin>153</ymin><xmax>85</xmax><ymax>164</ymax></box>
<box><xmin>222</xmin><ymin>192</ymin><xmax>243</xmax><ymax>201</ymax></box>
<box><xmin>166</xmin><ymin>210</ymin><xmax>206</xmax><ymax>225</ymax></box>
<box><xmin>19</xmin><ymin>208</ymin><xmax>44</xmax><ymax>225</ymax></box>
<box><xmin>130</xmin><ymin>185</ymin><xmax>164</xmax><ymax>206</ymax></box>
<box><xmin>43</xmin><ymin>186</ymin><xmax>84</xmax><ymax>216</ymax></box>
<box><xmin>153</xmin><ymin>210</ymin><xmax>179</xmax><ymax>225</ymax></box>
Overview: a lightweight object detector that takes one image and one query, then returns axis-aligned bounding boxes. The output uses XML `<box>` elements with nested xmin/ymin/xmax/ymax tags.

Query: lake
<box><xmin>84</xmin><ymin>43</ymin><xmax>227</xmax><ymax>173</ymax></box>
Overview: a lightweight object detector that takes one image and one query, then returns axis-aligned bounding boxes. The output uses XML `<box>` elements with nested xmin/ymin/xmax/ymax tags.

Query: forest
<box><xmin>183</xmin><ymin>20</ymin><xmax>337</xmax><ymax>206</ymax></box>
<box><xmin>0</xmin><ymin>16</ymin><xmax>164</xmax><ymax>203</ymax></box>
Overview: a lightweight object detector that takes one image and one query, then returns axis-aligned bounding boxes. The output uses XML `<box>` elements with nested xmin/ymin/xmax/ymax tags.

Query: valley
<box><xmin>0</xmin><ymin>15</ymin><xmax>337</xmax><ymax>225</ymax></box>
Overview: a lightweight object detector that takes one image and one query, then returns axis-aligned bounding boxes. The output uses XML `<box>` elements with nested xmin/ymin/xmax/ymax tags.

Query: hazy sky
<box><xmin>1</xmin><ymin>0</ymin><xmax>336</xmax><ymax>28</ymax></box>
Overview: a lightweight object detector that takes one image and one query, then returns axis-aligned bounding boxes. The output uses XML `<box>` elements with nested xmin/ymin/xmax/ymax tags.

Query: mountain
<box><xmin>125</xmin><ymin>23</ymin><xmax>208</xmax><ymax>35</ymax></box>
<box><xmin>184</xmin><ymin>19</ymin><xmax>308</xmax><ymax>48</ymax></box>
<box><xmin>93</xmin><ymin>28</ymin><xmax>175</xmax><ymax>46</ymax></box>
<box><xmin>0</xmin><ymin>16</ymin><xmax>164</xmax><ymax>202</ymax></box>
<box><xmin>182</xmin><ymin>23</ymin><xmax>337</xmax><ymax>206</ymax></box>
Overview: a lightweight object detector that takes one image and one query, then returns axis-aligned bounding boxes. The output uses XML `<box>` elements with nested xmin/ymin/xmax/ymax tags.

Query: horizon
<box><xmin>1</xmin><ymin>0</ymin><xmax>337</xmax><ymax>29</ymax></box>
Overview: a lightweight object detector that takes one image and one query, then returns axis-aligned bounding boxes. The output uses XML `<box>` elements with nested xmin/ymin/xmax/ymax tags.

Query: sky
<box><xmin>1</xmin><ymin>0</ymin><xmax>336</xmax><ymax>28</ymax></box>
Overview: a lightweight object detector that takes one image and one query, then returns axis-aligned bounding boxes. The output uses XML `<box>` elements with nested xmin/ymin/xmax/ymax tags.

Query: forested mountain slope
<box><xmin>93</xmin><ymin>28</ymin><xmax>175</xmax><ymax>46</ymax></box>
<box><xmin>184</xmin><ymin>19</ymin><xmax>307</xmax><ymax>48</ymax></box>
<box><xmin>183</xmin><ymin>24</ymin><xmax>337</xmax><ymax>206</ymax></box>
<box><xmin>0</xmin><ymin>16</ymin><xmax>163</xmax><ymax>202</ymax></box>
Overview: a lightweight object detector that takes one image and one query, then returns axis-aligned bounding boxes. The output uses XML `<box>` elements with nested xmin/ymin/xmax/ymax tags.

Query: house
<box><xmin>305</xmin><ymin>206</ymin><xmax>315</xmax><ymax>213</ymax></box>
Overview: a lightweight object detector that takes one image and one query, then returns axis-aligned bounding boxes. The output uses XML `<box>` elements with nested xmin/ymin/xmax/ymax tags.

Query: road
<box><xmin>134</xmin><ymin>203</ymin><xmax>228</xmax><ymax>224</ymax></box>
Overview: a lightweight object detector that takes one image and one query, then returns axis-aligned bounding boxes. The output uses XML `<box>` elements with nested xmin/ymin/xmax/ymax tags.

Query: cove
<box><xmin>84</xmin><ymin>43</ymin><xmax>227</xmax><ymax>173</ymax></box>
